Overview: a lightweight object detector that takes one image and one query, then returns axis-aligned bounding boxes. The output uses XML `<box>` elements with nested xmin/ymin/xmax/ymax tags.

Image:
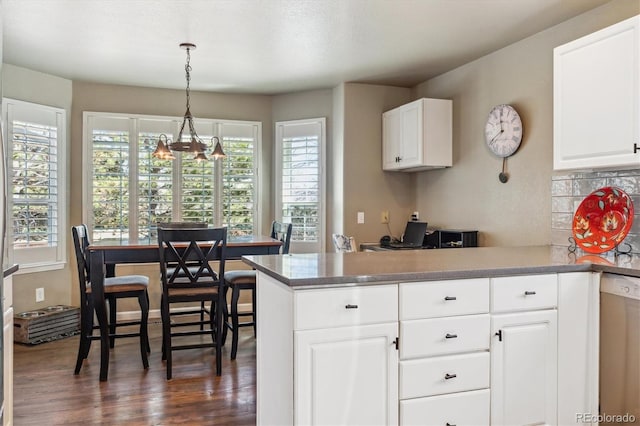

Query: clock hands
<box><xmin>488</xmin><ymin>114</ymin><xmax>506</xmax><ymax>143</ymax></box>
<box><xmin>489</xmin><ymin>125</ymin><xmax>504</xmax><ymax>143</ymax></box>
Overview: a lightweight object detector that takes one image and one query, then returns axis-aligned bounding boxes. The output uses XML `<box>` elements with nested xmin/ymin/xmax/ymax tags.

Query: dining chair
<box><xmin>72</xmin><ymin>224</ymin><xmax>150</xmax><ymax>377</ymax></box>
<box><xmin>332</xmin><ymin>233</ymin><xmax>357</xmax><ymax>252</ymax></box>
<box><xmin>157</xmin><ymin>226</ymin><xmax>228</xmax><ymax>379</ymax></box>
<box><xmin>223</xmin><ymin>221</ymin><xmax>292</xmax><ymax>360</ymax></box>
<box><xmin>156</xmin><ymin>222</ymin><xmax>210</xmax><ymax>330</ymax></box>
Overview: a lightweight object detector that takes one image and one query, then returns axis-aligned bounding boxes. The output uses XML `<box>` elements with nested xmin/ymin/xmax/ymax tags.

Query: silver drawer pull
<box><xmin>444</xmin><ymin>373</ymin><xmax>457</xmax><ymax>380</ymax></box>
<box><xmin>445</xmin><ymin>333</ymin><xmax>458</xmax><ymax>339</ymax></box>
<box><xmin>345</xmin><ymin>304</ymin><xmax>358</xmax><ymax>309</ymax></box>
<box><xmin>446</xmin><ymin>424</ymin><xmax>457</xmax><ymax>426</ymax></box>
<box><xmin>524</xmin><ymin>291</ymin><xmax>536</xmax><ymax>296</ymax></box>
<box><xmin>444</xmin><ymin>296</ymin><xmax>457</xmax><ymax>301</ymax></box>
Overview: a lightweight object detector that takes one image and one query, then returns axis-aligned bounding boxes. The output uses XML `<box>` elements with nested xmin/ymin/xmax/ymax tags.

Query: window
<box><xmin>275</xmin><ymin>118</ymin><xmax>326</xmax><ymax>253</ymax></box>
<box><xmin>83</xmin><ymin>112</ymin><xmax>260</xmax><ymax>243</ymax></box>
<box><xmin>4</xmin><ymin>98</ymin><xmax>67</xmax><ymax>271</ymax></box>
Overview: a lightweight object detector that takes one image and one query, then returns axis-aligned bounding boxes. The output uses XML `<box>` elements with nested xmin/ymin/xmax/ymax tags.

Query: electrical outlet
<box><xmin>381</xmin><ymin>211</ymin><xmax>389</xmax><ymax>224</ymax></box>
<box><xmin>357</xmin><ymin>211</ymin><xmax>365</xmax><ymax>224</ymax></box>
<box><xmin>36</xmin><ymin>287</ymin><xmax>45</xmax><ymax>303</ymax></box>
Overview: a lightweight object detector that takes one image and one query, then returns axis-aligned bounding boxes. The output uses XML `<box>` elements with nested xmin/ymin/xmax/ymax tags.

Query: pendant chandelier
<box><xmin>152</xmin><ymin>43</ymin><xmax>226</xmax><ymax>161</ymax></box>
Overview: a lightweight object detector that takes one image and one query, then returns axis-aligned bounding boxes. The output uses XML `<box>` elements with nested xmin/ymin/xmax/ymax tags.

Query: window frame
<box><xmin>3</xmin><ymin>98</ymin><xmax>68</xmax><ymax>273</ymax></box>
<box><xmin>275</xmin><ymin>117</ymin><xmax>326</xmax><ymax>253</ymax></box>
<box><xmin>82</xmin><ymin>111</ymin><xmax>261</xmax><ymax>242</ymax></box>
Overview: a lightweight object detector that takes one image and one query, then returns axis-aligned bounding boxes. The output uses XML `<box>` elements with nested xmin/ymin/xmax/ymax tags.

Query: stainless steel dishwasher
<box><xmin>600</xmin><ymin>273</ymin><xmax>640</xmax><ymax>424</ymax></box>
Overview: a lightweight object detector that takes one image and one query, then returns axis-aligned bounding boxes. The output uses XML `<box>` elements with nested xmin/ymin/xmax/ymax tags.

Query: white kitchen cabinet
<box><xmin>256</xmin><ymin>273</ymin><xmax>398</xmax><ymax>426</ymax></box>
<box><xmin>491</xmin><ymin>309</ymin><xmax>558</xmax><ymax>425</ymax></box>
<box><xmin>3</xmin><ymin>273</ymin><xmax>13</xmax><ymax>426</ymax></box>
<box><xmin>557</xmin><ymin>272</ymin><xmax>599</xmax><ymax>426</ymax></box>
<box><xmin>295</xmin><ymin>323</ymin><xmax>398</xmax><ymax>425</ymax></box>
<box><xmin>382</xmin><ymin>98</ymin><xmax>452</xmax><ymax>172</ymax></box>
<box><xmin>553</xmin><ymin>15</ymin><xmax>640</xmax><ymax>171</ymax></box>
<box><xmin>257</xmin><ymin>269</ymin><xmax>593</xmax><ymax>426</ymax></box>
<box><xmin>399</xmin><ymin>279</ymin><xmax>490</xmax><ymax>426</ymax></box>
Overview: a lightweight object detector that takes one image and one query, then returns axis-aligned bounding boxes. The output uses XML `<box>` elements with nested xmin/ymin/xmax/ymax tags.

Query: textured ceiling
<box><xmin>3</xmin><ymin>0</ymin><xmax>611</xmax><ymax>94</ymax></box>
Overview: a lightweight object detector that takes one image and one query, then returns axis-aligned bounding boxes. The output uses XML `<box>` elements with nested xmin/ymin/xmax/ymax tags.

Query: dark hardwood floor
<box><xmin>13</xmin><ymin>320</ymin><xmax>257</xmax><ymax>425</ymax></box>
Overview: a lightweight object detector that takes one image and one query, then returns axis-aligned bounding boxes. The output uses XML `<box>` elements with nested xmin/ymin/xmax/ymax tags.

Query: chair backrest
<box><xmin>332</xmin><ymin>233</ymin><xmax>357</xmax><ymax>253</ymax></box>
<box><xmin>158</xmin><ymin>227</ymin><xmax>227</xmax><ymax>289</ymax></box>
<box><xmin>71</xmin><ymin>225</ymin><xmax>91</xmax><ymax>300</ymax></box>
<box><xmin>270</xmin><ymin>221</ymin><xmax>293</xmax><ymax>254</ymax></box>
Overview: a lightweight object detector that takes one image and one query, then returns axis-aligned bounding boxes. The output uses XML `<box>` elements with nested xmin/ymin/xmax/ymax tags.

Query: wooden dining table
<box><xmin>87</xmin><ymin>235</ymin><xmax>282</xmax><ymax>381</ymax></box>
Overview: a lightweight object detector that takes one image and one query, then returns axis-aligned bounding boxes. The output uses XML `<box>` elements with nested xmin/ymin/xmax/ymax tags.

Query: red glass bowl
<box><xmin>572</xmin><ymin>186</ymin><xmax>634</xmax><ymax>254</ymax></box>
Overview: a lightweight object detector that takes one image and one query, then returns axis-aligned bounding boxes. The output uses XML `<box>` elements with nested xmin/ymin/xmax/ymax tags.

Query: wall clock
<box><xmin>484</xmin><ymin>104</ymin><xmax>523</xmax><ymax>183</ymax></box>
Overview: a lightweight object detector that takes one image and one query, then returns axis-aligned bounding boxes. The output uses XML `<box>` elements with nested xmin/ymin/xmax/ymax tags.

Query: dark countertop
<box><xmin>3</xmin><ymin>264</ymin><xmax>18</xmax><ymax>278</ymax></box>
<box><xmin>243</xmin><ymin>245</ymin><xmax>640</xmax><ymax>289</ymax></box>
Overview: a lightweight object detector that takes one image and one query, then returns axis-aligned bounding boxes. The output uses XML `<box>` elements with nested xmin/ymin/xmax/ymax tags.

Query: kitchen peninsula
<box><xmin>243</xmin><ymin>245</ymin><xmax>632</xmax><ymax>425</ymax></box>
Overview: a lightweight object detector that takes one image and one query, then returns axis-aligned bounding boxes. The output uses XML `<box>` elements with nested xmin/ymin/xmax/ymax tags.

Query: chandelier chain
<box><xmin>185</xmin><ymin>47</ymin><xmax>192</xmax><ymax>113</ymax></box>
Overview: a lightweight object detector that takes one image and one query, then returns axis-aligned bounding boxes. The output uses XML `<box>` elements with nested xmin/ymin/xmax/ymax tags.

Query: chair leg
<box><xmin>200</xmin><ymin>300</ymin><xmax>205</xmax><ymax>331</ymax></box>
<box><xmin>145</xmin><ymin>291</ymin><xmax>151</xmax><ymax>353</ymax></box>
<box><xmin>221</xmin><ymin>285</ymin><xmax>229</xmax><ymax>346</ymax></box>
<box><xmin>108</xmin><ymin>296</ymin><xmax>117</xmax><ymax>349</ymax></box>
<box><xmin>161</xmin><ymin>296</ymin><xmax>172</xmax><ymax>380</ymax></box>
<box><xmin>137</xmin><ymin>292</ymin><xmax>149</xmax><ymax>370</ymax></box>
<box><xmin>215</xmin><ymin>293</ymin><xmax>223</xmax><ymax>376</ymax></box>
<box><xmin>230</xmin><ymin>285</ymin><xmax>240</xmax><ymax>360</ymax></box>
<box><xmin>222</xmin><ymin>306</ymin><xmax>229</xmax><ymax>346</ymax></box>
<box><xmin>74</xmin><ymin>301</ymin><xmax>93</xmax><ymax>374</ymax></box>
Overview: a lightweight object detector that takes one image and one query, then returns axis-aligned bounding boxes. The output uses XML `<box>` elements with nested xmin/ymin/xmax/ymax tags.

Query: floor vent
<box><xmin>14</xmin><ymin>305</ymin><xmax>80</xmax><ymax>345</ymax></box>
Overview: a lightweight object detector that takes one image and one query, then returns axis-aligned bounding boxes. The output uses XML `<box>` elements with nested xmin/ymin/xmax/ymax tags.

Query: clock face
<box><xmin>484</xmin><ymin>104</ymin><xmax>523</xmax><ymax>157</ymax></box>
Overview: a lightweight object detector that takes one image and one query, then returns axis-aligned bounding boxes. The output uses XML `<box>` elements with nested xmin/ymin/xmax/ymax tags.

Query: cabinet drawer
<box><xmin>294</xmin><ymin>284</ymin><xmax>397</xmax><ymax>330</ymax></box>
<box><xmin>491</xmin><ymin>274</ymin><xmax>558</xmax><ymax>313</ymax></box>
<box><xmin>400</xmin><ymin>389</ymin><xmax>490</xmax><ymax>426</ymax></box>
<box><xmin>400</xmin><ymin>352</ymin><xmax>489</xmax><ymax>399</ymax></box>
<box><xmin>400</xmin><ymin>314</ymin><xmax>489</xmax><ymax>359</ymax></box>
<box><xmin>400</xmin><ymin>278</ymin><xmax>489</xmax><ymax>320</ymax></box>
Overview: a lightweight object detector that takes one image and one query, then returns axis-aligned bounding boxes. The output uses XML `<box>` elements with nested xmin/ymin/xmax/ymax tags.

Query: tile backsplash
<box><xmin>551</xmin><ymin>169</ymin><xmax>640</xmax><ymax>254</ymax></box>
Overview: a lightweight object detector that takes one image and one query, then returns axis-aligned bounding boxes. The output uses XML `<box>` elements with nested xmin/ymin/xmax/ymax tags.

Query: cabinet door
<box><xmin>397</xmin><ymin>101</ymin><xmax>423</xmax><ymax>168</ymax></box>
<box><xmin>491</xmin><ymin>310</ymin><xmax>557</xmax><ymax>426</ymax></box>
<box><xmin>295</xmin><ymin>322</ymin><xmax>398</xmax><ymax>425</ymax></box>
<box><xmin>382</xmin><ymin>108</ymin><xmax>402</xmax><ymax>170</ymax></box>
<box><xmin>554</xmin><ymin>15</ymin><xmax>640</xmax><ymax>170</ymax></box>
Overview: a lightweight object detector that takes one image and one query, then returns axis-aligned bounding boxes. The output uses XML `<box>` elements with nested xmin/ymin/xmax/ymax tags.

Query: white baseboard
<box><xmin>116</xmin><ymin>303</ymin><xmax>253</xmax><ymax>322</ymax></box>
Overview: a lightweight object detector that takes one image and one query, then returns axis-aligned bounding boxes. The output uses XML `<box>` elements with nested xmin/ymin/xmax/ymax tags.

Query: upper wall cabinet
<box><xmin>382</xmin><ymin>98</ymin><xmax>452</xmax><ymax>172</ymax></box>
<box><xmin>554</xmin><ymin>15</ymin><xmax>640</xmax><ymax>171</ymax></box>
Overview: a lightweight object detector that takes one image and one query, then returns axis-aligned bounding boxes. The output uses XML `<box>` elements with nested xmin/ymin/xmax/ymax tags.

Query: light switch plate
<box><xmin>357</xmin><ymin>211</ymin><xmax>365</xmax><ymax>224</ymax></box>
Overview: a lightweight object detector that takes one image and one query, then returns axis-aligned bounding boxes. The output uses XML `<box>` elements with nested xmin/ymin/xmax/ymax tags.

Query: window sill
<box><xmin>14</xmin><ymin>261</ymin><xmax>66</xmax><ymax>275</ymax></box>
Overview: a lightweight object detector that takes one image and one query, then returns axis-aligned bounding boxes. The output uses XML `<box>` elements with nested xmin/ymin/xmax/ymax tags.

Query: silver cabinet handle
<box><xmin>445</xmin><ymin>333</ymin><xmax>458</xmax><ymax>339</ymax></box>
<box><xmin>444</xmin><ymin>373</ymin><xmax>457</xmax><ymax>380</ymax></box>
<box><xmin>524</xmin><ymin>291</ymin><xmax>536</xmax><ymax>296</ymax></box>
<box><xmin>444</xmin><ymin>296</ymin><xmax>457</xmax><ymax>301</ymax></box>
<box><xmin>345</xmin><ymin>304</ymin><xmax>358</xmax><ymax>309</ymax></box>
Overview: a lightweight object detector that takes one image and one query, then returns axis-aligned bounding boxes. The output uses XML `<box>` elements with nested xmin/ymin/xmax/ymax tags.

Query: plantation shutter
<box><xmin>220</xmin><ymin>122</ymin><xmax>259</xmax><ymax>237</ymax></box>
<box><xmin>88</xmin><ymin>115</ymin><xmax>131</xmax><ymax>243</ymax></box>
<box><xmin>5</xmin><ymin>99</ymin><xmax>66</xmax><ymax>267</ymax></box>
<box><xmin>137</xmin><ymin>118</ymin><xmax>177</xmax><ymax>242</ymax></box>
<box><xmin>275</xmin><ymin>118</ymin><xmax>325</xmax><ymax>253</ymax></box>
